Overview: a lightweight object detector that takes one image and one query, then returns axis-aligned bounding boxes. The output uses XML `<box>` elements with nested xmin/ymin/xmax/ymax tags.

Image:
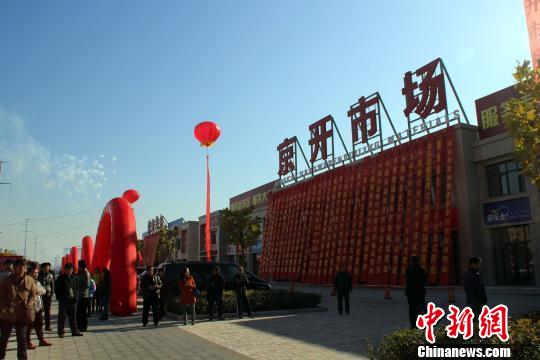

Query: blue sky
<box><xmin>0</xmin><ymin>1</ymin><xmax>531</xmax><ymax>263</ymax></box>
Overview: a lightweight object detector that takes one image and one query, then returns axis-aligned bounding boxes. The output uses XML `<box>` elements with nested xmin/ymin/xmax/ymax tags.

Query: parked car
<box><xmin>158</xmin><ymin>261</ymin><xmax>271</xmax><ymax>297</ymax></box>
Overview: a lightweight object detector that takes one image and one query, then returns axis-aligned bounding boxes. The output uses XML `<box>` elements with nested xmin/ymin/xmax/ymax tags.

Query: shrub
<box><xmin>367</xmin><ymin>314</ymin><xmax>540</xmax><ymax>360</ymax></box>
<box><xmin>166</xmin><ymin>289</ymin><xmax>321</xmax><ymax>316</ymax></box>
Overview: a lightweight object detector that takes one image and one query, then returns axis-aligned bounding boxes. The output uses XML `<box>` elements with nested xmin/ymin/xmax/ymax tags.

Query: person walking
<box><xmin>207</xmin><ymin>266</ymin><xmax>224</xmax><ymax>321</ymax></box>
<box><xmin>26</xmin><ymin>264</ymin><xmax>52</xmax><ymax>349</ymax></box>
<box><xmin>179</xmin><ymin>267</ymin><xmax>197</xmax><ymax>325</ymax></box>
<box><xmin>140</xmin><ymin>266</ymin><xmax>162</xmax><ymax>327</ymax></box>
<box><xmin>98</xmin><ymin>268</ymin><xmax>111</xmax><ymax>320</ymax></box>
<box><xmin>405</xmin><ymin>256</ymin><xmax>427</xmax><ymax>329</ymax></box>
<box><xmin>463</xmin><ymin>257</ymin><xmax>488</xmax><ymax>317</ymax></box>
<box><xmin>55</xmin><ymin>263</ymin><xmax>83</xmax><ymax>338</ymax></box>
<box><xmin>333</xmin><ymin>264</ymin><xmax>352</xmax><ymax>315</ymax></box>
<box><xmin>0</xmin><ymin>258</ymin><xmax>37</xmax><ymax>360</ymax></box>
<box><xmin>157</xmin><ymin>268</ymin><xmax>167</xmax><ymax>321</ymax></box>
<box><xmin>233</xmin><ymin>266</ymin><xmax>252</xmax><ymax>319</ymax></box>
<box><xmin>76</xmin><ymin>260</ymin><xmax>90</xmax><ymax>332</ymax></box>
<box><xmin>38</xmin><ymin>263</ymin><xmax>54</xmax><ymax>331</ymax></box>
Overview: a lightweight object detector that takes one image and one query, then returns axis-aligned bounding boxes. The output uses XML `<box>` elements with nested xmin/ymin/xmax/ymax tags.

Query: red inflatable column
<box><xmin>82</xmin><ymin>236</ymin><xmax>94</xmax><ymax>271</ymax></box>
<box><xmin>71</xmin><ymin>247</ymin><xmax>79</xmax><ymax>273</ymax></box>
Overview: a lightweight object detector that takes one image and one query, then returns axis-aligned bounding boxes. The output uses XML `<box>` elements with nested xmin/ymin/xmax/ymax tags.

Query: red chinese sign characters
<box><xmin>402</xmin><ymin>58</ymin><xmax>447</xmax><ymax>119</ymax></box>
<box><xmin>479</xmin><ymin>305</ymin><xmax>509</xmax><ymax>342</ymax></box>
<box><xmin>277</xmin><ymin>137</ymin><xmax>297</xmax><ymax>176</ymax></box>
<box><xmin>308</xmin><ymin>115</ymin><xmax>334</xmax><ymax>163</ymax></box>
<box><xmin>416</xmin><ymin>303</ymin><xmax>510</xmax><ymax>344</ymax></box>
<box><xmin>416</xmin><ymin>302</ymin><xmax>445</xmax><ymax>344</ymax></box>
<box><xmin>446</xmin><ymin>305</ymin><xmax>474</xmax><ymax>340</ymax></box>
<box><xmin>348</xmin><ymin>95</ymin><xmax>379</xmax><ymax>144</ymax></box>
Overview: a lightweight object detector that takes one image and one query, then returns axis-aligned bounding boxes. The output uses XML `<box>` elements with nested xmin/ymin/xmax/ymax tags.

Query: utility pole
<box><xmin>23</xmin><ymin>218</ymin><xmax>30</xmax><ymax>258</ymax></box>
<box><xmin>34</xmin><ymin>235</ymin><xmax>38</xmax><ymax>261</ymax></box>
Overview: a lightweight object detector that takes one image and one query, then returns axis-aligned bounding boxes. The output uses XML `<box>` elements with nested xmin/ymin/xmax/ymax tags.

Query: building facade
<box><xmin>229</xmin><ymin>181</ymin><xmax>275</xmax><ymax>274</ymax></box>
<box><xmin>472</xmin><ymin>86</ymin><xmax>539</xmax><ymax>286</ymax></box>
<box><xmin>258</xmin><ymin>85</ymin><xmax>539</xmax><ymax>287</ymax></box>
<box><xmin>173</xmin><ymin>220</ymin><xmax>200</xmax><ymax>262</ymax></box>
<box><xmin>198</xmin><ymin>211</ymin><xmax>230</xmax><ymax>262</ymax></box>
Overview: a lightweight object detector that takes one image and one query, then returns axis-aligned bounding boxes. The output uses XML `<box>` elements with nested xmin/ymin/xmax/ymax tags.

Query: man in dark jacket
<box><xmin>207</xmin><ymin>266</ymin><xmax>225</xmax><ymax>321</ymax></box>
<box><xmin>76</xmin><ymin>260</ymin><xmax>90</xmax><ymax>332</ymax></box>
<box><xmin>38</xmin><ymin>262</ymin><xmax>55</xmax><ymax>331</ymax></box>
<box><xmin>233</xmin><ymin>266</ymin><xmax>252</xmax><ymax>319</ymax></box>
<box><xmin>333</xmin><ymin>264</ymin><xmax>352</xmax><ymax>315</ymax></box>
<box><xmin>405</xmin><ymin>256</ymin><xmax>427</xmax><ymax>329</ymax></box>
<box><xmin>55</xmin><ymin>263</ymin><xmax>82</xmax><ymax>338</ymax></box>
<box><xmin>463</xmin><ymin>257</ymin><xmax>488</xmax><ymax>316</ymax></box>
<box><xmin>140</xmin><ymin>266</ymin><xmax>162</xmax><ymax>327</ymax></box>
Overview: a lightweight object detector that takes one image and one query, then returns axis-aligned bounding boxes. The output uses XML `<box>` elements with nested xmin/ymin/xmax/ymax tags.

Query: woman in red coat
<box><xmin>178</xmin><ymin>267</ymin><xmax>197</xmax><ymax>325</ymax></box>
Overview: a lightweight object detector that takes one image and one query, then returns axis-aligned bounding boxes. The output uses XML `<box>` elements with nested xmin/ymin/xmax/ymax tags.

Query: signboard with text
<box><xmin>475</xmin><ymin>85</ymin><xmax>520</xmax><ymax>140</ymax></box>
<box><xmin>230</xmin><ymin>181</ymin><xmax>275</xmax><ymax>211</ymax></box>
<box><xmin>483</xmin><ymin>197</ymin><xmax>531</xmax><ymax>226</ymax></box>
<box><xmin>276</xmin><ymin>58</ymin><xmax>468</xmax><ymax>187</ymax></box>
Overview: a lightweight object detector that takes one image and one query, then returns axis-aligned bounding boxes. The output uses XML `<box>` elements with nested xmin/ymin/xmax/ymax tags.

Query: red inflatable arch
<box><xmin>81</xmin><ymin>236</ymin><xmax>94</xmax><ymax>271</ymax></box>
<box><xmin>91</xmin><ymin>189</ymin><xmax>139</xmax><ymax>315</ymax></box>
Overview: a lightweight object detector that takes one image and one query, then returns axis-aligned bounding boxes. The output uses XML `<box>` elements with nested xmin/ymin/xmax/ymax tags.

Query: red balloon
<box><xmin>122</xmin><ymin>189</ymin><xmax>140</xmax><ymax>204</ymax></box>
<box><xmin>92</xmin><ymin>190</ymin><xmax>138</xmax><ymax>315</ymax></box>
<box><xmin>194</xmin><ymin>121</ymin><xmax>221</xmax><ymax>147</ymax></box>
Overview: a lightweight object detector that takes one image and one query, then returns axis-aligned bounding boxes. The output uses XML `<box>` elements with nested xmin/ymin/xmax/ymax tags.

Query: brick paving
<box><xmin>5</xmin><ymin>302</ymin><xmax>249</xmax><ymax>360</ymax></box>
<box><xmin>5</xmin><ymin>285</ymin><xmax>539</xmax><ymax>359</ymax></box>
<box><xmin>181</xmin><ymin>284</ymin><xmax>540</xmax><ymax>360</ymax></box>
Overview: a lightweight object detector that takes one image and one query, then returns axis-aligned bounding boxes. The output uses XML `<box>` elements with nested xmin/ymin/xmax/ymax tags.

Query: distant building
<box><xmin>167</xmin><ymin>218</ymin><xmax>199</xmax><ymax>262</ymax></box>
<box><xmin>229</xmin><ymin>181</ymin><xmax>275</xmax><ymax>274</ymax></box>
<box><xmin>198</xmin><ymin>211</ymin><xmax>230</xmax><ymax>263</ymax></box>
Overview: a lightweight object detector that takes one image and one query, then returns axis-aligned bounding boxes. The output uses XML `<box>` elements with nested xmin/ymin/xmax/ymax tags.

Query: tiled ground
<box><xmin>5</xmin><ymin>285</ymin><xmax>539</xmax><ymax>359</ymax></box>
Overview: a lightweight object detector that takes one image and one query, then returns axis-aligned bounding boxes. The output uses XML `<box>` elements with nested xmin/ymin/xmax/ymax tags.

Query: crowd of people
<box><xmin>0</xmin><ymin>259</ymin><xmax>112</xmax><ymax>360</ymax></box>
<box><xmin>139</xmin><ymin>264</ymin><xmax>254</xmax><ymax>328</ymax></box>
<box><xmin>0</xmin><ymin>259</ymin><xmax>257</xmax><ymax>359</ymax></box>
<box><xmin>0</xmin><ymin>254</ymin><xmax>489</xmax><ymax>359</ymax></box>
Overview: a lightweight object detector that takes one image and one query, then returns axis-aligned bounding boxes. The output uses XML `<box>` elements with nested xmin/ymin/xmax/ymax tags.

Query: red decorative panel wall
<box><xmin>260</xmin><ymin>127</ymin><xmax>457</xmax><ymax>285</ymax></box>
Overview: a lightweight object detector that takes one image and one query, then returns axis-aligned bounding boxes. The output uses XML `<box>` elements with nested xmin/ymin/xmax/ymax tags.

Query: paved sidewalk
<box><xmin>5</xmin><ymin>286</ymin><xmax>538</xmax><ymax>359</ymax></box>
<box><xmin>180</xmin><ymin>284</ymin><xmax>540</xmax><ymax>360</ymax></box>
<box><xmin>5</xmin><ymin>302</ymin><xmax>250</xmax><ymax>360</ymax></box>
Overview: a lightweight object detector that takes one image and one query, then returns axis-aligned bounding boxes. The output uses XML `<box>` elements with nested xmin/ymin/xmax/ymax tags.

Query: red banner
<box><xmin>261</xmin><ymin>128</ymin><xmax>457</xmax><ymax>285</ymax></box>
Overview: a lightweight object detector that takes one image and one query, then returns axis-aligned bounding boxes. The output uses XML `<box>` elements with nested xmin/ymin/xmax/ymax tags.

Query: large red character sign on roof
<box><xmin>402</xmin><ymin>58</ymin><xmax>447</xmax><ymax>119</ymax></box>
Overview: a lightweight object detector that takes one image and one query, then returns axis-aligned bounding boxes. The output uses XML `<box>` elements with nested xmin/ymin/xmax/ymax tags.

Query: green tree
<box><xmin>503</xmin><ymin>60</ymin><xmax>540</xmax><ymax>188</ymax></box>
<box><xmin>221</xmin><ymin>206</ymin><xmax>262</xmax><ymax>267</ymax></box>
<box><xmin>157</xmin><ymin>227</ymin><xmax>178</xmax><ymax>263</ymax></box>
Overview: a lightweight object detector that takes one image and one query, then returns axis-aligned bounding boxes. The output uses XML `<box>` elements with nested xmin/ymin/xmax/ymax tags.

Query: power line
<box><xmin>38</xmin><ymin>221</ymin><xmax>98</xmax><ymax>239</ymax></box>
<box><xmin>0</xmin><ymin>208</ymin><xmax>101</xmax><ymax>228</ymax></box>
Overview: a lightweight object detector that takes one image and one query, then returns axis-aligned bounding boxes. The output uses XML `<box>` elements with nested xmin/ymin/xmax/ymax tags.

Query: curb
<box><xmin>165</xmin><ymin>306</ymin><xmax>328</xmax><ymax>321</ymax></box>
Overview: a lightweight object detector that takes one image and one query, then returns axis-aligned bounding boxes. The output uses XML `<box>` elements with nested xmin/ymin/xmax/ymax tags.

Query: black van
<box><xmin>158</xmin><ymin>261</ymin><xmax>271</xmax><ymax>297</ymax></box>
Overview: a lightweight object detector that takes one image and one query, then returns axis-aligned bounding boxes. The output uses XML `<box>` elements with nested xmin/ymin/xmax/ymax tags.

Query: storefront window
<box><xmin>493</xmin><ymin>225</ymin><xmax>535</xmax><ymax>285</ymax></box>
<box><xmin>486</xmin><ymin>161</ymin><xmax>525</xmax><ymax>197</ymax></box>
